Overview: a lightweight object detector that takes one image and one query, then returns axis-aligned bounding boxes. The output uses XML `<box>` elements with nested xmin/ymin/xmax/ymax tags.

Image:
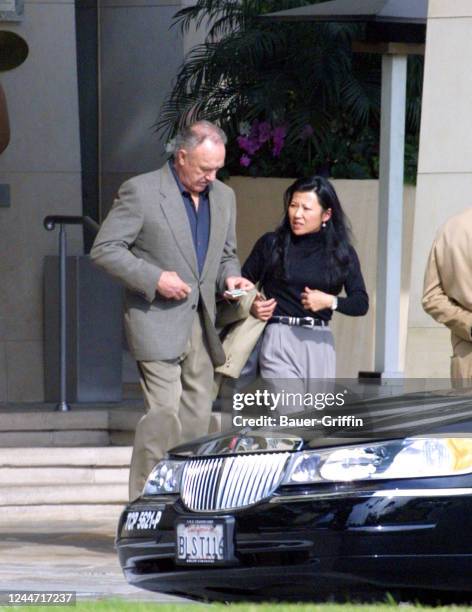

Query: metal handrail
<box><xmin>43</xmin><ymin>215</ymin><xmax>99</xmax><ymax>234</ymax></box>
<box><xmin>43</xmin><ymin>215</ymin><xmax>100</xmax><ymax>411</ymax></box>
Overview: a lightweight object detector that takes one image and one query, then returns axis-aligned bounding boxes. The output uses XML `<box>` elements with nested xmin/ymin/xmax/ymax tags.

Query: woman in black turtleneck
<box><xmin>241</xmin><ymin>175</ymin><xmax>368</xmax><ymax>381</ymax></box>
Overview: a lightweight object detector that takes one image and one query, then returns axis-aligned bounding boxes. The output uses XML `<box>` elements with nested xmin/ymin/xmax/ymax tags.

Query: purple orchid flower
<box><xmin>272</xmin><ymin>126</ymin><xmax>287</xmax><ymax>157</ymax></box>
<box><xmin>237</xmin><ymin>136</ymin><xmax>260</xmax><ymax>156</ymax></box>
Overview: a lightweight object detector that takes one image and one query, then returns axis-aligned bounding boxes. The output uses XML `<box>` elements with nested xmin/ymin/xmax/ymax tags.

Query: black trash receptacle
<box><xmin>44</xmin><ymin>255</ymin><xmax>123</xmax><ymax>402</ymax></box>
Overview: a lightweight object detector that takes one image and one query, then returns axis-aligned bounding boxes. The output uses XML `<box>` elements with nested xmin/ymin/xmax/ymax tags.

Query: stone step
<box><xmin>0</xmin><ymin>413</ymin><xmax>219</xmax><ymax>448</ymax></box>
<box><xmin>0</xmin><ymin>431</ymin><xmax>111</xmax><ymax>447</ymax></box>
<box><xmin>0</xmin><ymin>405</ymin><xmax>220</xmax><ymax>448</ymax></box>
<box><xmin>0</xmin><ymin>448</ymin><xmax>132</xmax><ymax>510</ymax></box>
<box><xmin>0</xmin><ymin>483</ymin><xmax>128</xmax><ymax>506</ymax></box>
<box><xmin>0</xmin><ymin>447</ymin><xmax>132</xmax><ymax>467</ymax></box>
<box><xmin>0</xmin><ymin>404</ymin><xmax>145</xmax><ymax>447</ymax></box>
<box><xmin>0</xmin><ymin>411</ymin><xmax>109</xmax><ymax>431</ymax></box>
<box><xmin>0</xmin><ymin>467</ymin><xmax>129</xmax><ymax>485</ymax></box>
<box><xmin>0</xmin><ymin>504</ymin><xmax>125</xmax><ymax>523</ymax></box>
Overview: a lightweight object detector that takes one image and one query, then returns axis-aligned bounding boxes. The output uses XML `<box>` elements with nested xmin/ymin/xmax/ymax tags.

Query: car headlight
<box><xmin>282</xmin><ymin>437</ymin><xmax>472</xmax><ymax>484</ymax></box>
<box><xmin>143</xmin><ymin>459</ymin><xmax>185</xmax><ymax>495</ymax></box>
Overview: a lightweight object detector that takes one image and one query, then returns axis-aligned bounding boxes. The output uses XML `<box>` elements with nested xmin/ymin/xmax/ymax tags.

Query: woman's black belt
<box><xmin>268</xmin><ymin>316</ymin><xmax>329</xmax><ymax>328</ymax></box>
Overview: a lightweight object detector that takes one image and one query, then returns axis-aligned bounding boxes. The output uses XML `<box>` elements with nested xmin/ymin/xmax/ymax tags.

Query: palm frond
<box><xmin>157</xmin><ymin>0</ymin><xmax>422</xmax><ymax>178</ymax></box>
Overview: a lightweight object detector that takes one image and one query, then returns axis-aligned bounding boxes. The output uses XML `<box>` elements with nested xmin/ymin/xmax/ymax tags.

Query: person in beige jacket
<box><xmin>422</xmin><ymin>208</ymin><xmax>472</xmax><ymax>381</ymax></box>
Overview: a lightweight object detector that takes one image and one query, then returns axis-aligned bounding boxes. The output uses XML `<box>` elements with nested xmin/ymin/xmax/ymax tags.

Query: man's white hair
<box><xmin>167</xmin><ymin>120</ymin><xmax>227</xmax><ymax>155</ymax></box>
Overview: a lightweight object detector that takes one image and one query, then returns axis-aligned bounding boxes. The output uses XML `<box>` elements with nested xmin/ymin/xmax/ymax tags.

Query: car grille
<box><xmin>180</xmin><ymin>452</ymin><xmax>290</xmax><ymax>512</ymax></box>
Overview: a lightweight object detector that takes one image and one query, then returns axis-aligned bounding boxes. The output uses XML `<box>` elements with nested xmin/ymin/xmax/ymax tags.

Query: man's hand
<box><xmin>301</xmin><ymin>287</ymin><xmax>335</xmax><ymax>312</ymax></box>
<box><xmin>157</xmin><ymin>271</ymin><xmax>191</xmax><ymax>300</ymax></box>
<box><xmin>250</xmin><ymin>293</ymin><xmax>277</xmax><ymax>321</ymax></box>
<box><xmin>226</xmin><ymin>276</ymin><xmax>254</xmax><ymax>291</ymax></box>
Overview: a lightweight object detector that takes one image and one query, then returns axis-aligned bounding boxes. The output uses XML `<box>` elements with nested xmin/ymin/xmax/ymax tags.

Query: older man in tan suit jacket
<box><xmin>91</xmin><ymin>121</ymin><xmax>252</xmax><ymax>499</ymax></box>
<box><xmin>423</xmin><ymin>208</ymin><xmax>472</xmax><ymax>381</ymax></box>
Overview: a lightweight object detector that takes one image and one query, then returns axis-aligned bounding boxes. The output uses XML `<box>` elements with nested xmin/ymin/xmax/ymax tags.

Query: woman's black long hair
<box><xmin>264</xmin><ymin>176</ymin><xmax>353</xmax><ymax>287</ymax></box>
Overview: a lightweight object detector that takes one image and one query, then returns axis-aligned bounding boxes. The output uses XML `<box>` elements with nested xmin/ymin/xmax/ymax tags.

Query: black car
<box><xmin>116</xmin><ymin>389</ymin><xmax>472</xmax><ymax>601</ymax></box>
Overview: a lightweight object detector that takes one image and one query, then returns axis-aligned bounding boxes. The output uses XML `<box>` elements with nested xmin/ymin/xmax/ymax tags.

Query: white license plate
<box><xmin>176</xmin><ymin>520</ymin><xmax>226</xmax><ymax>563</ymax></box>
<box><xmin>124</xmin><ymin>509</ymin><xmax>163</xmax><ymax>532</ymax></box>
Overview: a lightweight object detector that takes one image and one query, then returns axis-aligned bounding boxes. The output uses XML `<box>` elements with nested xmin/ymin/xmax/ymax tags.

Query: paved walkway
<box><xmin>0</xmin><ymin>519</ymin><xmax>190</xmax><ymax>603</ymax></box>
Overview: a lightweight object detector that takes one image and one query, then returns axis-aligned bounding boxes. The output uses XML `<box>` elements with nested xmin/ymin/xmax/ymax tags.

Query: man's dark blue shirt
<box><xmin>170</xmin><ymin>161</ymin><xmax>210</xmax><ymax>276</ymax></box>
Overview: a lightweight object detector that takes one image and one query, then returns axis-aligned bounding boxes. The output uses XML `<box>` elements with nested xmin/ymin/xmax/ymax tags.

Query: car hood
<box><xmin>169</xmin><ymin>389</ymin><xmax>472</xmax><ymax>458</ymax></box>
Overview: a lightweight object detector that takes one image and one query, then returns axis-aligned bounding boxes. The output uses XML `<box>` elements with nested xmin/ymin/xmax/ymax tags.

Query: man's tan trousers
<box><xmin>129</xmin><ymin>312</ymin><xmax>214</xmax><ymax>500</ymax></box>
<box><xmin>451</xmin><ymin>332</ymin><xmax>472</xmax><ymax>383</ymax></box>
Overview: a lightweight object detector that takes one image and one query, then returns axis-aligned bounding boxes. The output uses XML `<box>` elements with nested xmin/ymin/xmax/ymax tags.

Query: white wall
<box><xmin>229</xmin><ymin>177</ymin><xmax>416</xmax><ymax>379</ymax></box>
<box><xmin>0</xmin><ymin>0</ymin><xmax>83</xmax><ymax>401</ymax></box>
<box><xmin>406</xmin><ymin>0</ymin><xmax>472</xmax><ymax>377</ymax></box>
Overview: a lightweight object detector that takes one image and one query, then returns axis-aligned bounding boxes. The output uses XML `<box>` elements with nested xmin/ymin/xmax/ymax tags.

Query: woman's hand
<box><xmin>301</xmin><ymin>287</ymin><xmax>335</xmax><ymax>312</ymax></box>
<box><xmin>250</xmin><ymin>294</ymin><xmax>277</xmax><ymax>321</ymax></box>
